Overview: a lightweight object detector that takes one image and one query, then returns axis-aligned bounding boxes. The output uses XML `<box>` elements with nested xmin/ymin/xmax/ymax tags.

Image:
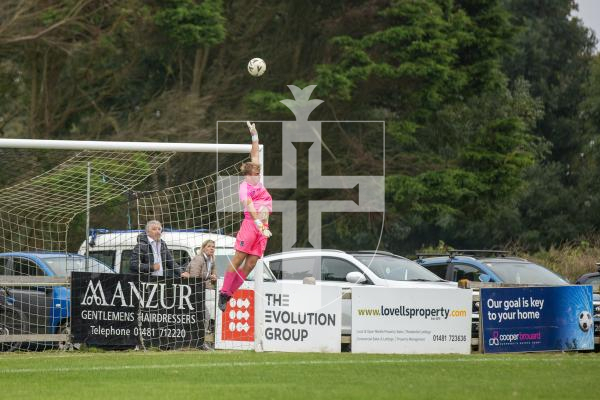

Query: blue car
<box><xmin>0</xmin><ymin>286</ymin><xmax>24</xmax><ymax>351</ymax></box>
<box><xmin>0</xmin><ymin>252</ymin><xmax>113</xmax><ymax>339</ymax></box>
<box><xmin>415</xmin><ymin>250</ymin><xmax>568</xmax><ymax>285</ymax></box>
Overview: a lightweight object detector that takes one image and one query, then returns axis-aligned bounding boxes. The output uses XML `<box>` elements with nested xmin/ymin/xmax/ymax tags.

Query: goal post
<box><xmin>0</xmin><ymin>138</ymin><xmax>265</xmax><ymax>352</ymax></box>
<box><xmin>0</xmin><ymin>138</ymin><xmax>253</xmax><ymax>154</ymax></box>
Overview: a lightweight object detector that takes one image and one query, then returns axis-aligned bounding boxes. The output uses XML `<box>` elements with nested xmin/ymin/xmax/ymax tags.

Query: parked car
<box><xmin>78</xmin><ymin>229</ymin><xmax>239</xmax><ymax>275</ymax></box>
<box><xmin>78</xmin><ymin>229</ymin><xmax>276</xmax><ymax>322</ymax></box>
<box><xmin>415</xmin><ymin>250</ymin><xmax>568</xmax><ymax>285</ymax></box>
<box><xmin>0</xmin><ymin>252</ymin><xmax>113</xmax><ymax>348</ymax></box>
<box><xmin>575</xmin><ymin>262</ymin><xmax>600</xmax><ymax>285</ymax></box>
<box><xmin>0</xmin><ymin>286</ymin><xmax>25</xmax><ymax>351</ymax></box>
<box><xmin>575</xmin><ymin>262</ymin><xmax>600</xmax><ymax>331</ymax></box>
<box><xmin>262</xmin><ymin>249</ymin><xmax>459</xmax><ymax>335</ymax></box>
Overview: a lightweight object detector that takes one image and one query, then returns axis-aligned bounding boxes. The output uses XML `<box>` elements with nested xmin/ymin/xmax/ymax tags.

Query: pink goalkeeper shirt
<box><xmin>239</xmin><ymin>181</ymin><xmax>272</xmax><ymax>220</ymax></box>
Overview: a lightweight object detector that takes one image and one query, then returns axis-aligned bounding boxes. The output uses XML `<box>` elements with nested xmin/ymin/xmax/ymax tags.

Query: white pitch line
<box><xmin>0</xmin><ymin>356</ymin><xmax>599</xmax><ymax>374</ymax></box>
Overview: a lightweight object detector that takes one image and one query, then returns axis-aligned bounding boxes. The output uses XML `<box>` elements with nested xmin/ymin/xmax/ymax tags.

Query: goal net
<box><xmin>0</xmin><ymin>140</ymin><xmax>261</xmax><ymax>351</ymax></box>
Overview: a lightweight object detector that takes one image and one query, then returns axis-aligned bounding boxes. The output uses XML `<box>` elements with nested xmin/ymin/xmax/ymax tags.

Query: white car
<box><xmin>262</xmin><ymin>249</ymin><xmax>460</xmax><ymax>335</ymax></box>
<box><xmin>77</xmin><ymin>230</ymin><xmax>237</xmax><ymax>275</ymax></box>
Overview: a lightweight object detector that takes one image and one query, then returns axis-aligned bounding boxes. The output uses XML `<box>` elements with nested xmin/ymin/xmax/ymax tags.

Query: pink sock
<box><xmin>229</xmin><ymin>268</ymin><xmax>247</xmax><ymax>295</ymax></box>
<box><xmin>221</xmin><ymin>271</ymin><xmax>236</xmax><ymax>296</ymax></box>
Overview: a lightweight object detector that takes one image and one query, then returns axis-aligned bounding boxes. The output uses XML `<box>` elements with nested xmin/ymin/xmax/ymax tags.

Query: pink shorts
<box><xmin>235</xmin><ymin>218</ymin><xmax>268</xmax><ymax>257</ymax></box>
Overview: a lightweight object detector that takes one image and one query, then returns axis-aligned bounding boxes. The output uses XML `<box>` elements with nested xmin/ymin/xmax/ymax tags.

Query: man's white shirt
<box><xmin>148</xmin><ymin>237</ymin><xmax>163</xmax><ymax>276</ymax></box>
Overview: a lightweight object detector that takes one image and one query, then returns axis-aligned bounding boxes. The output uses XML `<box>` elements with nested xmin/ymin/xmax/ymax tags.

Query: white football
<box><xmin>248</xmin><ymin>58</ymin><xmax>266</xmax><ymax>77</ymax></box>
<box><xmin>578</xmin><ymin>310</ymin><xmax>593</xmax><ymax>332</ymax></box>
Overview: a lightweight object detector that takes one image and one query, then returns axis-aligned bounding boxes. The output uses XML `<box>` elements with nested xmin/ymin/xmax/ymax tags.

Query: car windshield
<box><xmin>582</xmin><ymin>275</ymin><xmax>600</xmax><ymax>284</ymax></box>
<box><xmin>354</xmin><ymin>255</ymin><xmax>443</xmax><ymax>282</ymax></box>
<box><xmin>44</xmin><ymin>257</ymin><xmax>113</xmax><ymax>276</ymax></box>
<box><xmin>246</xmin><ymin>261</ymin><xmax>277</xmax><ymax>282</ymax></box>
<box><xmin>484</xmin><ymin>261</ymin><xmax>567</xmax><ymax>285</ymax></box>
<box><xmin>213</xmin><ymin>255</ymin><xmax>276</xmax><ymax>282</ymax></box>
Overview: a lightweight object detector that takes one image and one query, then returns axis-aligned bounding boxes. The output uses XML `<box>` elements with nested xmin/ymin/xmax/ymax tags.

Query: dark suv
<box><xmin>415</xmin><ymin>250</ymin><xmax>568</xmax><ymax>285</ymax></box>
<box><xmin>575</xmin><ymin>262</ymin><xmax>600</xmax><ymax>285</ymax></box>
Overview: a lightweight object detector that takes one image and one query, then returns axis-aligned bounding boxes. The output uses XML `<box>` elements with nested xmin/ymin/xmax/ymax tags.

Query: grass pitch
<box><xmin>0</xmin><ymin>351</ymin><xmax>598</xmax><ymax>399</ymax></box>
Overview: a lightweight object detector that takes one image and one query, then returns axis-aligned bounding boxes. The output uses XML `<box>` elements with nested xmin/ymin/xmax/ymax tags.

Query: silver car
<box><xmin>262</xmin><ymin>249</ymin><xmax>459</xmax><ymax>335</ymax></box>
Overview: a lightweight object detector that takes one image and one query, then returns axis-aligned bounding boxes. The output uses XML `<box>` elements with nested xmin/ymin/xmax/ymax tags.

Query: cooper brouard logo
<box><xmin>489</xmin><ymin>330</ymin><xmax>500</xmax><ymax>346</ymax></box>
<box><xmin>81</xmin><ymin>280</ymin><xmax>194</xmax><ymax>310</ymax></box>
<box><xmin>488</xmin><ymin>330</ymin><xmax>540</xmax><ymax>346</ymax></box>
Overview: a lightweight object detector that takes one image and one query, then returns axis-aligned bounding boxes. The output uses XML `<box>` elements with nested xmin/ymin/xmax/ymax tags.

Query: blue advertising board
<box><xmin>481</xmin><ymin>286</ymin><xmax>594</xmax><ymax>353</ymax></box>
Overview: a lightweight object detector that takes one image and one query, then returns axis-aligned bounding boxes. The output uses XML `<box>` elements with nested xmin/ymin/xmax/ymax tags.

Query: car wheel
<box><xmin>58</xmin><ymin>323</ymin><xmax>81</xmax><ymax>351</ymax></box>
<box><xmin>0</xmin><ymin>309</ymin><xmax>24</xmax><ymax>352</ymax></box>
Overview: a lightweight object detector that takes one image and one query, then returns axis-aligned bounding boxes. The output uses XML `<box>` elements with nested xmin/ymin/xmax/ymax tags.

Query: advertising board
<box><xmin>351</xmin><ymin>287</ymin><xmax>472</xmax><ymax>354</ymax></box>
<box><xmin>481</xmin><ymin>286</ymin><xmax>594</xmax><ymax>353</ymax></box>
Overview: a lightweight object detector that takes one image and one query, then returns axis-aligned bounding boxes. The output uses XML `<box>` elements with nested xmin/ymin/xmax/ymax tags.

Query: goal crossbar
<box><xmin>0</xmin><ymin>138</ymin><xmax>253</xmax><ymax>153</ymax></box>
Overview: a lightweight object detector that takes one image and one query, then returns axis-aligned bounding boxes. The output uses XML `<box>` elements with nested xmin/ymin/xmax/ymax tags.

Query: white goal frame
<box><xmin>0</xmin><ymin>138</ymin><xmax>265</xmax><ymax>352</ymax></box>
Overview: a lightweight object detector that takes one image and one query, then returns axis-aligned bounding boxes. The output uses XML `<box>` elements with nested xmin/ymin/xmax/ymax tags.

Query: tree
<box><xmin>152</xmin><ymin>0</ymin><xmax>226</xmax><ymax>95</ymax></box>
<box><xmin>497</xmin><ymin>0</ymin><xmax>599</xmax><ymax>247</ymax></box>
<box><xmin>502</xmin><ymin>0</ymin><xmax>597</xmax><ymax>164</ymax></box>
<box><xmin>0</xmin><ymin>0</ymin><xmax>101</xmax><ymax>46</ymax></box>
<box><xmin>309</xmin><ymin>0</ymin><xmax>540</xmax><ymax>252</ymax></box>
<box><xmin>0</xmin><ymin>0</ymin><xmax>151</xmax><ymax>138</ymax></box>
<box><xmin>384</xmin><ymin>78</ymin><xmax>543</xmax><ymax>252</ymax></box>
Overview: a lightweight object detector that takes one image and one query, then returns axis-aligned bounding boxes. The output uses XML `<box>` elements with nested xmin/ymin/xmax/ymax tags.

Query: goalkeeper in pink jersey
<box><xmin>218</xmin><ymin>121</ymin><xmax>273</xmax><ymax>312</ymax></box>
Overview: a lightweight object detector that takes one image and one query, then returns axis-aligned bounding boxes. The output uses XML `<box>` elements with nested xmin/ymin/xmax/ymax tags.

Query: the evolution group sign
<box><xmin>215</xmin><ymin>282</ymin><xmax>342</xmax><ymax>352</ymax></box>
<box><xmin>261</xmin><ymin>282</ymin><xmax>341</xmax><ymax>353</ymax></box>
<box><xmin>71</xmin><ymin>272</ymin><xmax>205</xmax><ymax>349</ymax></box>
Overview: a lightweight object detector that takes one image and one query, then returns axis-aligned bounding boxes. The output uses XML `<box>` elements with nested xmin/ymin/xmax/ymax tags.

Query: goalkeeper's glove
<box><xmin>247</xmin><ymin>121</ymin><xmax>258</xmax><ymax>141</ymax></box>
<box><xmin>254</xmin><ymin>218</ymin><xmax>272</xmax><ymax>238</ymax></box>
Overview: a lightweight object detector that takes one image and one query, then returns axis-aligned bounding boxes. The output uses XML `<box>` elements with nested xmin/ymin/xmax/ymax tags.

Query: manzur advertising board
<box><xmin>262</xmin><ymin>282</ymin><xmax>341</xmax><ymax>353</ymax></box>
<box><xmin>481</xmin><ymin>286</ymin><xmax>594</xmax><ymax>353</ymax></box>
<box><xmin>71</xmin><ymin>272</ymin><xmax>205</xmax><ymax>348</ymax></box>
<box><xmin>351</xmin><ymin>287</ymin><xmax>472</xmax><ymax>354</ymax></box>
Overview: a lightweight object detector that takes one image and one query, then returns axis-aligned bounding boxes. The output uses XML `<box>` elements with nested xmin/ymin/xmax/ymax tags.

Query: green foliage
<box><xmin>515</xmin><ymin>163</ymin><xmax>594</xmax><ymax>247</ymax></box>
<box><xmin>40</xmin><ymin>8</ymin><xmax>64</xmax><ymax>26</ymax></box>
<box><xmin>503</xmin><ymin>0</ymin><xmax>596</xmax><ymax>161</ymax></box>
<box><xmin>580</xmin><ymin>55</ymin><xmax>600</xmax><ymax>130</ymax></box>
<box><xmin>316</xmin><ymin>0</ymin><xmax>465</xmax><ymax>120</ymax></box>
<box><xmin>384</xmin><ymin>76</ymin><xmax>543</xmax><ymax>252</ymax></box>
<box><xmin>0</xmin><ymin>60</ymin><xmax>26</xmax><ymax>137</ymax></box>
<box><xmin>491</xmin><ymin>0</ymin><xmax>600</xmax><ymax>248</ymax></box>
<box><xmin>245</xmin><ymin>91</ymin><xmax>291</xmax><ymax>118</ymax></box>
<box><xmin>153</xmin><ymin>0</ymin><xmax>226</xmax><ymax>48</ymax></box>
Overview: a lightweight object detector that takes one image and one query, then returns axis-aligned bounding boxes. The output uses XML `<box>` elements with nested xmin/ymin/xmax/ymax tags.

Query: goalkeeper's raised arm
<box><xmin>216</xmin><ymin>122</ymin><xmax>273</xmax><ymax>312</ymax></box>
<box><xmin>247</xmin><ymin>121</ymin><xmax>260</xmax><ymax>164</ymax></box>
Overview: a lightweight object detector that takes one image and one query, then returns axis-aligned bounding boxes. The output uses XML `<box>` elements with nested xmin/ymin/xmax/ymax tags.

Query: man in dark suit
<box><xmin>130</xmin><ymin>220</ymin><xmax>180</xmax><ymax>277</ymax></box>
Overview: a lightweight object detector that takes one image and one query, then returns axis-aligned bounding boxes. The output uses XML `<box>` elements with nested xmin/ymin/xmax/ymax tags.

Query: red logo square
<box><xmin>221</xmin><ymin>289</ymin><xmax>254</xmax><ymax>341</ymax></box>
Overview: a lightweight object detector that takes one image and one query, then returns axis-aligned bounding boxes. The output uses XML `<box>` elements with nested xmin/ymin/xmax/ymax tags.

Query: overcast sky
<box><xmin>572</xmin><ymin>0</ymin><xmax>600</xmax><ymax>51</ymax></box>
